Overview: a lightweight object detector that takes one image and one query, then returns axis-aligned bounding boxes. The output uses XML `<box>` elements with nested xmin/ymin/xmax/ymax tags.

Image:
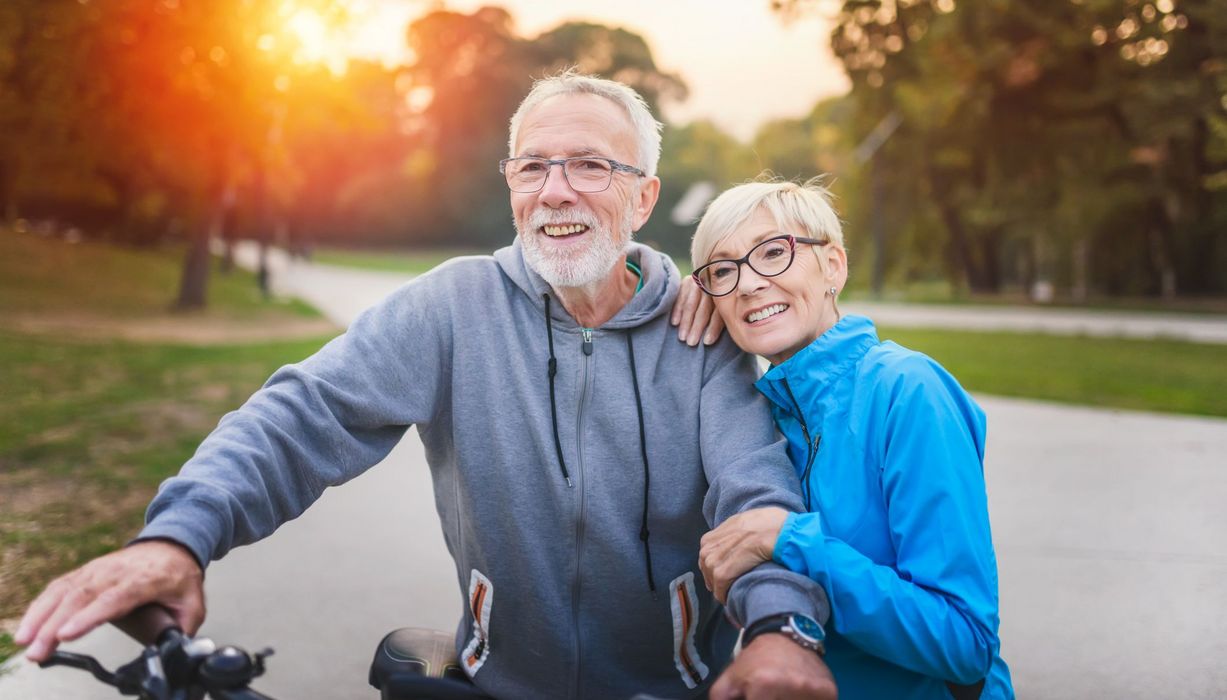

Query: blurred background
<box><xmin>2</xmin><ymin>1</ymin><xmax>1227</xmax><ymax>694</ymax></box>
<box><xmin>2</xmin><ymin>0</ymin><xmax>1224</xmax><ymax>303</ymax></box>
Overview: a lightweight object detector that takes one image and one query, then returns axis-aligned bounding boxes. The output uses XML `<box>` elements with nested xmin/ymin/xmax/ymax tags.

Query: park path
<box><xmin>4</xmin><ymin>248</ymin><xmax>1226</xmax><ymax>699</ymax></box>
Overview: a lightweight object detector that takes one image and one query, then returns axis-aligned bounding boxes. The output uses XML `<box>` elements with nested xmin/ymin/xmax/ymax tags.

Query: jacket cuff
<box><xmin>773</xmin><ymin>511</ymin><xmax>827</xmax><ymax>581</ymax></box>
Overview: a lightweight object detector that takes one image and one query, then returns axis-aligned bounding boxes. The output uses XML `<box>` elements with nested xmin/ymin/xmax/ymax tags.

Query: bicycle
<box><xmin>38</xmin><ymin>605</ymin><xmax>493</xmax><ymax>699</ymax></box>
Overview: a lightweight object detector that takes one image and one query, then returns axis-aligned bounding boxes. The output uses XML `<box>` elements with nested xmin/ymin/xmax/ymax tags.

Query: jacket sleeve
<box><xmin>136</xmin><ymin>278</ymin><xmax>452</xmax><ymax>568</ymax></box>
<box><xmin>772</xmin><ymin>358</ymin><xmax>1001</xmax><ymax>684</ymax></box>
<box><xmin>698</xmin><ymin>340</ymin><xmax>832</xmax><ymax>628</ymax></box>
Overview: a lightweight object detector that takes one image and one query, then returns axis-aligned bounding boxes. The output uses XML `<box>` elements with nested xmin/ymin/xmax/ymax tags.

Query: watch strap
<box><xmin>742</xmin><ymin>613</ymin><xmax>825</xmax><ymax>655</ymax></box>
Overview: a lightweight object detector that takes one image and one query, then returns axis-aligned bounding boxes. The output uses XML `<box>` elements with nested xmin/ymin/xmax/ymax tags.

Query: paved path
<box><xmin>5</xmin><ymin>251</ymin><xmax>1226</xmax><ymax>699</ymax></box>
<box><xmin>843</xmin><ymin>301</ymin><xmax>1227</xmax><ymax>344</ymax></box>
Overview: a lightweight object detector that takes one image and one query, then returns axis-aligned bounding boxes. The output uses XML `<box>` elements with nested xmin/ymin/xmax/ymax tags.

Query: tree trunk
<box><xmin>1146</xmin><ymin>198</ymin><xmax>1178</xmax><ymax>301</ymax></box>
<box><xmin>174</xmin><ymin>218</ymin><xmax>211</xmax><ymax>310</ymax></box>
<box><xmin>174</xmin><ymin>189</ymin><xmax>226</xmax><ymax>310</ymax></box>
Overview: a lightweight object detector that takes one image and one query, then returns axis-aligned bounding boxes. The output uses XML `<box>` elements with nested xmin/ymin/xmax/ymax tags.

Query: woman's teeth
<box><xmin>544</xmin><ymin>224</ymin><xmax>587</xmax><ymax>236</ymax></box>
<box><xmin>746</xmin><ymin>304</ymin><xmax>788</xmax><ymax>323</ymax></box>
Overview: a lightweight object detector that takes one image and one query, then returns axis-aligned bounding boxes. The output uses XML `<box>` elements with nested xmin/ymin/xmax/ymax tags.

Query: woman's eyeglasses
<box><xmin>692</xmin><ymin>234</ymin><xmax>826</xmax><ymax>297</ymax></box>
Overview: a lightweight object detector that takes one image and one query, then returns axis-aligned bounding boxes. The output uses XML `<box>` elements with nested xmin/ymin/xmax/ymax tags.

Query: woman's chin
<box><xmin>730</xmin><ymin>325</ymin><xmax>793</xmax><ymax>362</ymax></box>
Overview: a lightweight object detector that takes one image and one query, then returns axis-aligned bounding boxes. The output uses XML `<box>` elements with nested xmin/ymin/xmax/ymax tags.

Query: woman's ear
<box><xmin>824</xmin><ymin>244</ymin><xmax>849</xmax><ymax>293</ymax></box>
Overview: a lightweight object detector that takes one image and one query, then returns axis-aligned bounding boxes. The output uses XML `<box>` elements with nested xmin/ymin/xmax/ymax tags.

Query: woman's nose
<box><xmin>736</xmin><ymin>263</ymin><xmax>770</xmax><ymax>295</ymax></box>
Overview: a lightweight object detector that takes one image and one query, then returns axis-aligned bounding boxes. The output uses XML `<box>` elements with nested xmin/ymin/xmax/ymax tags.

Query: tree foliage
<box><xmin>1</xmin><ymin>3</ymin><xmax>686</xmax><ymax>305</ymax></box>
<box><xmin>780</xmin><ymin>0</ymin><xmax>1227</xmax><ymax>297</ymax></box>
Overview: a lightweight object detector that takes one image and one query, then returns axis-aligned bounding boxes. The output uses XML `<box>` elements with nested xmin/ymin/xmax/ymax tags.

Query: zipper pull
<box><xmin>582</xmin><ymin>328</ymin><xmax>594</xmax><ymax>355</ymax></box>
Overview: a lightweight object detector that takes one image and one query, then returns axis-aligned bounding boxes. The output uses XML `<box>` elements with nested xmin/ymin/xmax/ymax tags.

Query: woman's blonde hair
<box><xmin>690</xmin><ymin>175</ymin><xmax>844</xmax><ymax>273</ymax></box>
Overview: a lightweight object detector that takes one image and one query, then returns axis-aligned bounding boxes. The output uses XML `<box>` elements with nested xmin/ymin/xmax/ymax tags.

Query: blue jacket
<box><xmin>756</xmin><ymin>315</ymin><xmax>1014</xmax><ymax>700</ymax></box>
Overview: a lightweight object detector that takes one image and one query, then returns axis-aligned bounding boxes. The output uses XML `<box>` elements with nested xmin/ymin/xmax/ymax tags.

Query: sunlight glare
<box><xmin>289</xmin><ymin>9</ymin><xmax>330</xmax><ymax>62</ymax></box>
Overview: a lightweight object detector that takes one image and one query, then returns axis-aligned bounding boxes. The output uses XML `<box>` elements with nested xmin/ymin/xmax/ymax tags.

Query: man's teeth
<box><xmin>747</xmin><ymin>304</ymin><xmax>788</xmax><ymax>323</ymax></box>
<box><xmin>543</xmin><ymin>224</ymin><xmax>587</xmax><ymax>237</ymax></box>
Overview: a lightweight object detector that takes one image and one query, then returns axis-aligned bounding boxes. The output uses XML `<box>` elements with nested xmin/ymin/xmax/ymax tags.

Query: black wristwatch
<box><xmin>742</xmin><ymin>613</ymin><xmax>826</xmax><ymax>655</ymax></box>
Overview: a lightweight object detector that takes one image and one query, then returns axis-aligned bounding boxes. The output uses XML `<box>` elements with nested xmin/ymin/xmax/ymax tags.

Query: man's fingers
<box><xmin>24</xmin><ymin>583</ymin><xmax>90</xmax><ymax>662</ymax></box>
<box><xmin>14</xmin><ymin>579</ymin><xmax>68</xmax><ymax>646</ymax></box>
<box><xmin>57</xmin><ymin>587</ymin><xmax>137</xmax><ymax>641</ymax></box>
<box><xmin>708</xmin><ymin>669</ymin><xmax>739</xmax><ymax>700</ymax></box>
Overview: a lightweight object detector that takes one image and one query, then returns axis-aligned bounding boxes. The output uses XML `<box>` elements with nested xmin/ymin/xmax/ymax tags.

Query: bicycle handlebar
<box><xmin>38</xmin><ymin>604</ymin><xmax>275</xmax><ymax>700</ymax></box>
<box><xmin>111</xmin><ymin>603</ymin><xmax>181</xmax><ymax>647</ymax></box>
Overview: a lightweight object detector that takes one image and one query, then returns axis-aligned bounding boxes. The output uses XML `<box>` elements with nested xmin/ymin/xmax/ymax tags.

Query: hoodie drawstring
<box><xmin>542</xmin><ymin>294</ymin><xmax>573</xmax><ymax>488</ymax></box>
<box><xmin>625</xmin><ymin>331</ymin><xmax>657</xmax><ymax>593</ymax></box>
<box><xmin>540</xmin><ymin>293</ymin><xmax>656</xmax><ymax>593</ymax></box>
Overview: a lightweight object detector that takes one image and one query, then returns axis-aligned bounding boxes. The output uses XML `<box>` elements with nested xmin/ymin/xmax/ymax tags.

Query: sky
<box><xmin>340</xmin><ymin>0</ymin><xmax>850</xmax><ymax>141</ymax></box>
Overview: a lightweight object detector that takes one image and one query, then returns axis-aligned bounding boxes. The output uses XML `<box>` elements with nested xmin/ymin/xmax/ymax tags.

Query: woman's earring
<box><xmin>826</xmin><ymin>286</ymin><xmax>837</xmax><ymax>297</ymax></box>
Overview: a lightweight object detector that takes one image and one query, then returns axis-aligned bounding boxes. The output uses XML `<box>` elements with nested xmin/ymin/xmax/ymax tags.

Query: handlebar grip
<box><xmin>112</xmin><ymin>603</ymin><xmax>182</xmax><ymax>646</ymax></box>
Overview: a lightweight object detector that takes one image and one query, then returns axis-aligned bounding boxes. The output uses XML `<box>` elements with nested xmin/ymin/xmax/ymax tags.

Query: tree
<box><xmin>777</xmin><ymin>0</ymin><xmax>1227</xmax><ymax>297</ymax></box>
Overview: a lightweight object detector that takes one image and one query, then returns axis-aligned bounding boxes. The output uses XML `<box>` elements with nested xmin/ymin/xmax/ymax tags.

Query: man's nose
<box><xmin>537</xmin><ymin>163</ymin><xmax>579</xmax><ymax>208</ymax></box>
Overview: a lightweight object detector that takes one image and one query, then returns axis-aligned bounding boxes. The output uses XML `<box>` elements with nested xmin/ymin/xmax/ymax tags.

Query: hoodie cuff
<box><xmin>131</xmin><ymin>499</ymin><xmax>226</xmax><ymax>572</ymax></box>
<box><xmin>727</xmin><ymin>566</ymin><xmax>831</xmax><ymax>629</ymax></box>
<box><xmin>125</xmin><ymin>536</ymin><xmax>207</xmax><ymax>573</ymax></box>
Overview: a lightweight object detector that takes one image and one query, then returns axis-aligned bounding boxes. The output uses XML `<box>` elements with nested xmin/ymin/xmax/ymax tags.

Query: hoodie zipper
<box><xmin>570</xmin><ymin>327</ymin><xmax>594</xmax><ymax>698</ymax></box>
<box><xmin>781</xmin><ymin>378</ymin><xmax>821</xmax><ymax>511</ymax></box>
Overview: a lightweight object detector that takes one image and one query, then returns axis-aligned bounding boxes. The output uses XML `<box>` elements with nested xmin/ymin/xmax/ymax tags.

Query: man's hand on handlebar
<box><xmin>14</xmin><ymin>539</ymin><xmax>205</xmax><ymax>662</ymax></box>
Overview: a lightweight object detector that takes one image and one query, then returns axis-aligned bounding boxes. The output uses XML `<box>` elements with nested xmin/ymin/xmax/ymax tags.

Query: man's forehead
<box><xmin>513</xmin><ymin>93</ymin><xmax>636</xmax><ymax>159</ymax></box>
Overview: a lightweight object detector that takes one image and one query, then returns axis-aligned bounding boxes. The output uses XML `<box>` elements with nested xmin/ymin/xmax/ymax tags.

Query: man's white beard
<box><xmin>517</xmin><ymin>201</ymin><xmax>635</xmax><ymax>289</ymax></box>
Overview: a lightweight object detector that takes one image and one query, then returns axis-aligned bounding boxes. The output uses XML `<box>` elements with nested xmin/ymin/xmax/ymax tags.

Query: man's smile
<box><xmin>542</xmin><ymin>223</ymin><xmax>590</xmax><ymax>238</ymax></box>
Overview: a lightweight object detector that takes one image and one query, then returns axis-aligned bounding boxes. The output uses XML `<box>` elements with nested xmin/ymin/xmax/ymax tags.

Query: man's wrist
<box><xmin>127</xmin><ymin>536</ymin><xmax>206</xmax><ymax>573</ymax></box>
<box><xmin>743</xmin><ymin>612</ymin><xmax>826</xmax><ymax>655</ymax></box>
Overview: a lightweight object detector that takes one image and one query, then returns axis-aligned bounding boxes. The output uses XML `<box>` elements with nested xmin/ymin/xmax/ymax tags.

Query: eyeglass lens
<box><xmin>504</xmin><ymin>158</ymin><xmax>613</xmax><ymax>193</ymax></box>
<box><xmin>698</xmin><ymin>237</ymin><xmax>795</xmax><ymax>295</ymax></box>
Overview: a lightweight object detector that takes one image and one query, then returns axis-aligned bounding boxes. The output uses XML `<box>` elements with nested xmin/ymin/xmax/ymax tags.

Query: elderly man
<box><xmin>16</xmin><ymin>71</ymin><xmax>836</xmax><ymax>699</ymax></box>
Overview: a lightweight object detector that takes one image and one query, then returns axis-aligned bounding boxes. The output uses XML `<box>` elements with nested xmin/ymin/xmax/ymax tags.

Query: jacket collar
<box><xmin>755</xmin><ymin>314</ymin><xmax>879</xmax><ymax>411</ymax></box>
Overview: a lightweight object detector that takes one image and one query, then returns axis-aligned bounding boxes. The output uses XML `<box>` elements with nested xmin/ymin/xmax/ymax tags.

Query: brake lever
<box><xmin>39</xmin><ymin>651</ymin><xmax>121</xmax><ymax>687</ymax></box>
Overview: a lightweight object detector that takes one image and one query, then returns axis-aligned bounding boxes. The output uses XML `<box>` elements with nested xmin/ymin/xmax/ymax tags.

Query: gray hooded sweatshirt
<box><xmin>139</xmin><ymin>240</ymin><xmax>830</xmax><ymax>699</ymax></box>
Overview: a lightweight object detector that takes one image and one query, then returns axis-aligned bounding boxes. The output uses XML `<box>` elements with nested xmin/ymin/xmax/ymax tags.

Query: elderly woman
<box><xmin>682</xmin><ymin>178</ymin><xmax>1014</xmax><ymax>700</ymax></box>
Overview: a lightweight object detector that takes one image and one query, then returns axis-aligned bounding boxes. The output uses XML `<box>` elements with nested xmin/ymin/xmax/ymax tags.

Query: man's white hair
<box><xmin>507</xmin><ymin>68</ymin><xmax>663</xmax><ymax>177</ymax></box>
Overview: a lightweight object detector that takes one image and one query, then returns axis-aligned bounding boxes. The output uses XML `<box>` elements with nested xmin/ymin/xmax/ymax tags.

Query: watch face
<box><xmin>790</xmin><ymin>614</ymin><xmax>825</xmax><ymax>643</ymax></box>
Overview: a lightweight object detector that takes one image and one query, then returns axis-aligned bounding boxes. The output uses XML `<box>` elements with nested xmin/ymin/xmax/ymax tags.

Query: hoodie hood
<box><xmin>494</xmin><ymin>237</ymin><xmax>680</xmax><ymax>329</ymax></box>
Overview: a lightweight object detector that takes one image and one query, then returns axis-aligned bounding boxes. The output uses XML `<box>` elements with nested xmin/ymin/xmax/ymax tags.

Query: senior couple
<box><xmin>17</xmin><ymin>72</ymin><xmax>1013</xmax><ymax>699</ymax></box>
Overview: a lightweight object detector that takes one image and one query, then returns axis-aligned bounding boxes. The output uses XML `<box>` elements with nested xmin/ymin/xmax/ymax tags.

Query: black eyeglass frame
<box><xmin>691</xmin><ymin>234</ymin><xmax>828</xmax><ymax>297</ymax></box>
<box><xmin>498</xmin><ymin>156</ymin><xmax>647</xmax><ymax>194</ymax></box>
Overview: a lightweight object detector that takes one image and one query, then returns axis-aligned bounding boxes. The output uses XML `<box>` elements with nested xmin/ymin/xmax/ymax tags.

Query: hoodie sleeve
<box><xmin>698</xmin><ymin>339</ymin><xmax>831</xmax><ymax>628</ymax></box>
<box><xmin>136</xmin><ymin>277</ymin><xmax>453</xmax><ymax>568</ymax></box>
<box><xmin>772</xmin><ymin>356</ymin><xmax>1001</xmax><ymax>684</ymax></box>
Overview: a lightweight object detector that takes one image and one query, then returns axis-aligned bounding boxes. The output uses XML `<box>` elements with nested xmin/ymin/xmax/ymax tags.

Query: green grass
<box><xmin>0</xmin><ymin>229</ymin><xmax>318</xmax><ymax>319</ymax></box>
<box><xmin>0</xmin><ymin>331</ymin><xmax>336</xmax><ymax>660</ymax></box>
<box><xmin>0</xmin><ymin>227</ymin><xmax>336</xmax><ymax>665</ymax></box>
<box><xmin>312</xmin><ymin>247</ymin><xmax>492</xmax><ymax>275</ymax></box>
<box><xmin>0</xmin><ymin>632</ymin><xmax>16</xmax><ymax>675</ymax></box>
<box><xmin>879</xmin><ymin>327</ymin><xmax>1227</xmax><ymax>418</ymax></box>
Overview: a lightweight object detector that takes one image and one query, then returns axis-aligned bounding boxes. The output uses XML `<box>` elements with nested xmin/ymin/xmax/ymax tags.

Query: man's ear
<box><xmin>631</xmin><ymin>176</ymin><xmax>662</xmax><ymax>232</ymax></box>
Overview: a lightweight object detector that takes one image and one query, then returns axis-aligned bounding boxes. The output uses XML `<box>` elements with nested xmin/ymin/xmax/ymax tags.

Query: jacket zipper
<box><xmin>781</xmin><ymin>378</ymin><xmax>821</xmax><ymax>511</ymax></box>
<box><xmin>570</xmin><ymin>327</ymin><xmax>594</xmax><ymax>698</ymax></box>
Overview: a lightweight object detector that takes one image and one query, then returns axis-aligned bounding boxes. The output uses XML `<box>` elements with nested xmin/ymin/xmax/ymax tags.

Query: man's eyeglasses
<box><xmin>692</xmin><ymin>234</ymin><xmax>827</xmax><ymax>297</ymax></box>
<box><xmin>499</xmin><ymin>156</ymin><xmax>646</xmax><ymax>194</ymax></box>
